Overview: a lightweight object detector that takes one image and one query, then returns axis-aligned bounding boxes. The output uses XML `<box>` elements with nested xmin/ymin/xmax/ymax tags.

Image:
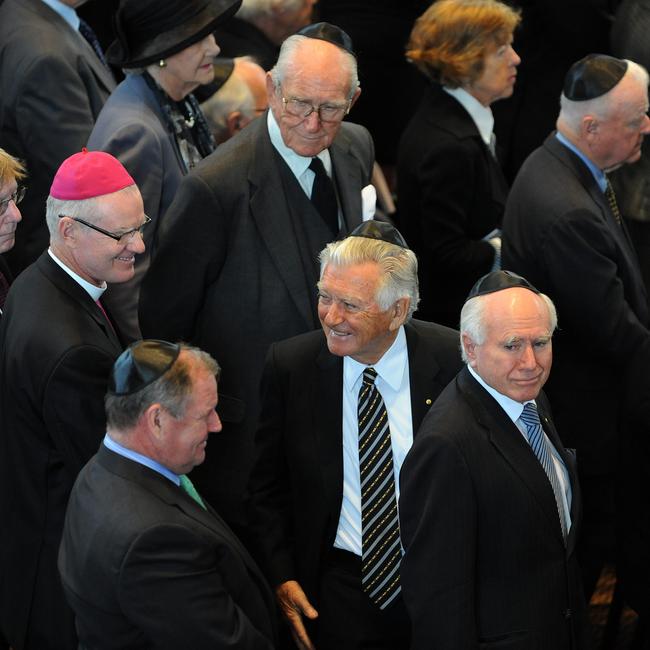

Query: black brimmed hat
<box><xmin>107</xmin><ymin>0</ymin><xmax>242</xmax><ymax>69</ymax></box>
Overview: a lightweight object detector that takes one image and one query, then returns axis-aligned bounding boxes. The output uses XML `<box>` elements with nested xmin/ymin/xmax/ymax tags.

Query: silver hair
<box><xmin>557</xmin><ymin>59</ymin><xmax>649</xmax><ymax>136</ymax></box>
<box><xmin>105</xmin><ymin>344</ymin><xmax>220</xmax><ymax>432</ymax></box>
<box><xmin>45</xmin><ymin>184</ymin><xmax>140</xmax><ymax>241</ymax></box>
<box><xmin>237</xmin><ymin>0</ymin><xmax>305</xmax><ymax>20</ymax></box>
<box><xmin>200</xmin><ymin>66</ymin><xmax>256</xmax><ymax>140</ymax></box>
<box><xmin>270</xmin><ymin>34</ymin><xmax>359</xmax><ymax>100</ymax></box>
<box><xmin>459</xmin><ymin>291</ymin><xmax>558</xmax><ymax>362</ymax></box>
<box><xmin>318</xmin><ymin>235</ymin><xmax>420</xmax><ymax>319</ymax></box>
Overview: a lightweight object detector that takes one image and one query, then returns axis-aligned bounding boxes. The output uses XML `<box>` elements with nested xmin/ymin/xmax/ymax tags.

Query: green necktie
<box><xmin>179</xmin><ymin>474</ymin><xmax>206</xmax><ymax>510</ymax></box>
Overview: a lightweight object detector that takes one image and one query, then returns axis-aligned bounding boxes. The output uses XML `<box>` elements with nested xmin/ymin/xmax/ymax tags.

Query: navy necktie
<box><xmin>78</xmin><ymin>18</ymin><xmax>109</xmax><ymax>68</ymax></box>
<box><xmin>358</xmin><ymin>367</ymin><xmax>402</xmax><ymax>609</ymax></box>
<box><xmin>309</xmin><ymin>157</ymin><xmax>339</xmax><ymax>235</ymax></box>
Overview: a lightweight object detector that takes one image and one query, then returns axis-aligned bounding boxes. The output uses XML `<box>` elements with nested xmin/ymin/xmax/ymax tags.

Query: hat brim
<box><xmin>107</xmin><ymin>0</ymin><xmax>241</xmax><ymax>69</ymax></box>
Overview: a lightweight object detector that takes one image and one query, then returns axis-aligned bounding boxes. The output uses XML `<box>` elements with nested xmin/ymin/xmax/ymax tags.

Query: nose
<box><xmin>209</xmin><ymin>408</ymin><xmax>222</xmax><ymax>433</ymax></box>
<box><xmin>206</xmin><ymin>33</ymin><xmax>220</xmax><ymax>58</ymax></box>
<box><xmin>640</xmin><ymin>113</ymin><xmax>650</xmax><ymax>135</ymax></box>
<box><xmin>518</xmin><ymin>343</ymin><xmax>537</xmax><ymax>370</ymax></box>
<box><xmin>5</xmin><ymin>200</ymin><xmax>22</xmax><ymax>224</ymax></box>
<box><xmin>127</xmin><ymin>230</ymin><xmax>146</xmax><ymax>254</ymax></box>
<box><xmin>321</xmin><ymin>300</ymin><xmax>344</xmax><ymax>327</ymax></box>
<box><xmin>303</xmin><ymin>109</ymin><xmax>322</xmax><ymax>132</ymax></box>
<box><xmin>510</xmin><ymin>46</ymin><xmax>521</xmax><ymax>67</ymax></box>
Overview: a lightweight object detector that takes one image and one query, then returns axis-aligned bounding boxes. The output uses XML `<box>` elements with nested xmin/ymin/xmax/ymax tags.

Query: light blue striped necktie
<box><xmin>519</xmin><ymin>403</ymin><xmax>567</xmax><ymax>541</ymax></box>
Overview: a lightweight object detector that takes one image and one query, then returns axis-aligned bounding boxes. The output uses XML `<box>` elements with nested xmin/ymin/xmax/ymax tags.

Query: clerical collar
<box><xmin>48</xmin><ymin>248</ymin><xmax>106</xmax><ymax>302</ymax></box>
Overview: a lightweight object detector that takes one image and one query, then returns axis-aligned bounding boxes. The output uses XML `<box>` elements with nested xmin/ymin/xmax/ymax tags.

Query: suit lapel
<box><xmin>329</xmin><ymin>130</ymin><xmax>363</xmax><ymax>234</ymax></box>
<box><xmin>404</xmin><ymin>322</ymin><xmax>443</xmax><ymax>433</ymax></box>
<box><xmin>38</xmin><ymin>253</ymin><xmax>123</xmax><ymax>352</ymax></box>
<box><xmin>459</xmin><ymin>368</ymin><xmax>567</xmax><ymax>546</ymax></box>
<box><xmin>249</xmin><ymin>120</ymin><xmax>315</xmax><ymax>329</ymax></box>
<box><xmin>312</xmin><ymin>341</ymin><xmax>345</xmax><ymax>530</ymax></box>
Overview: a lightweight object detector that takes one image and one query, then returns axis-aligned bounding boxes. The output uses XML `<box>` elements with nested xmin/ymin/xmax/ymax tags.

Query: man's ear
<box><xmin>226</xmin><ymin>110</ymin><xmax>243</xmax><ymax>137</ymax></box>
<box><xmin>57</xmin><ymin>215</ymin><xmax>80</xmax><ymax>248</ymax></box>
<box><xmin>389</xmin><ymin>297</ymin><xmax>409</xmax><ymax>331</ymax></box>
<box><xmin>144</xmin><ymin>404</ymin><xmax>163</xmax><ymax>438</ymax></box>
<box><xmin>462</xmin><ymin>333</ymin><xmax>477</xmax><ymax>366</ymax></box>
<box><xmin>349</xmin><ymin>86</ymin><xmax>361</xmax><ymax>110</ymax></box>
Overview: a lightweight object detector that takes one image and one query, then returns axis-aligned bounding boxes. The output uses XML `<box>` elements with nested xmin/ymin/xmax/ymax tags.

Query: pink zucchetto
<box><xmin>50</xmin><ymin>148</ymin><xmax>135</xmax><ymax>200</ymax></box>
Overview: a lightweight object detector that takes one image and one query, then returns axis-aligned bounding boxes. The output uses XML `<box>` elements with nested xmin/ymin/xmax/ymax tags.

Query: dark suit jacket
<box><xmin>400</xmin><ymin>367</ymin><xmax>587</xmax><ymax>650</ymax></box>
<box><xmin>246</xmin><ymin>320</ymin><xmax>462</xmax><ymax>611</ymax></box>
<box><xmin>0</xmin><ymin>253</ymin><xmax>123</xmax><ymax>649</ymax></box>
<box><xmin>396</xmin><ymin>83</ymin><xmax>509</xmax><ymax>327</ymax></box>
<box><xmin>139</xmin><ymin>115</ymin><xmax>374</xmax><ymax>528</ymax></box>
<box><xmin>0</xmin><ymin>0</ymin><xmax>115</xmax><ymax>274</ymax></box>
<box><xmin>58</xmin><ymin>445</ymin><xmax>276</xmax><ymax>649</ymax></box>
<box><xmin>212</xmin><ymin>17</ymin><xmax>279</xmax><ymax>71</ymax></box>
<box><xmin>502</xmin><ymin>134</ymin><xmax>650</xmax><ymax>475</ymax></box>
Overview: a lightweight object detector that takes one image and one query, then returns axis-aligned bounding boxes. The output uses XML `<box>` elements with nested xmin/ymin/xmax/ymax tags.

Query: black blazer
<box><xmin>397</xmin><ymin>83</ymin><xmax>509</xmax><ymax>327</ymax></box>
<box><xmin>0</xmin><ymin>253</ymin><xmax>123</xmax><ymax>648</ymax></box>
<box><xmin>502</xmin><ymin>133</ymin><xmax>650</xmax><ymax>476</ymax></box>
<box><xmin>140</xmin><ymin>115</ymin><xmax>374</xmax><ymax>529</ymax></box>
<box><xmin>59</xmin><ymin>446</ymin><xmax>277</xmax><ymax>649</ymax></box>
<box><xmin>246</xmin><ymin>320</ymin><xmax>462</xmax><ymax>605</ymax></box>
<box><xmin>400</xmin><ymin>367</ymin><xmax>588</xmax><ymax>650</ymax></box>
<box><xmin>0</xmin><ymin>0</ymin><xmax>115</xmax><ymax>273</ymax></box>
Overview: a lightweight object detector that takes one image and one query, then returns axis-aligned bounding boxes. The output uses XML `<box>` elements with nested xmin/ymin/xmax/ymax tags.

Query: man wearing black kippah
<box><xmin>502</xmin><ymin>54</ymin><xmax>650</xmax><ymax>598</ymax></box>
<box><xmin>58</xmin><ymin>340</ymin><xmax>277</xmax><ymax>649</ymax></box>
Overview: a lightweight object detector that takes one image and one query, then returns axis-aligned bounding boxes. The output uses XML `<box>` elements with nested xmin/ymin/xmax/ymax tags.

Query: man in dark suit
<box><xmin>400</xmin><ymin>271</ymin><xmax>587</xmax><ymax>650</ymax></box>
<box><xmin>0</xmin><ymin>0</ymin><xmax>115</xmax><ymax>274</ymax></box>
<box><xmin>247</xmin><ymin>221</ymin><xmax>462</xmax><ymax>649</ymax></box>
<box><xmin>59</xmin><ymin>340</ymin><xmax>277</xmax><ymax>649</ymax></box>
<box><xmin>0</xmin><ymin>149</ymin><xmax>146</xmax><ymax>650</ymax></box>
<box><xmin>502</xmin><ymin>54</ymin><xmax>650</xmax><ymax>597</ymax></box>
<box><xmin>0</xmin><ymin>147</ymin><xmax>26</xmax><ymax>316</ymax></box>
<box><xmin>140</xmin><ymin>23</ymin><xmax>375</xmax><ymax>530</ymax></box>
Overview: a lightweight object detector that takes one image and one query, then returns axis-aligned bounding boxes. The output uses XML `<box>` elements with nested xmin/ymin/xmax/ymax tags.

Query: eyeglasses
<box><xmin>281</xmin><ymin>96</ymin><xmax>351</xmax><ymax>123</ymax></box>
<box><xmin>0</xmin><ymin>186</ymin><xmax>26</xmax><ymax>217</ymax></box>
<box><xmin>58</xmin><ymin>214</ymin><xmax>151</xmax><ymax>243</ymax></box>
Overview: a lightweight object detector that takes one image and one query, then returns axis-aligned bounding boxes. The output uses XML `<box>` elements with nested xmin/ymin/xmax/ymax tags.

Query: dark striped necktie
<box><xmin>358</xmin><ymin>367</ymin><xmax>402</xmax><ymax>609</ymax></box>
<box><xmin>78</xmin><ymin>18</ymin><xmax>109</xmax><ymax>68</ymax></box>
<box><xmin>605</xmin><ymin>180</ymin><xmax>622</xmax><ymax>226</ymax></box>
<box><xmin>519</xmin><ymin>403</ymin><xmax>568</xmax><ymax>541</ymax></box>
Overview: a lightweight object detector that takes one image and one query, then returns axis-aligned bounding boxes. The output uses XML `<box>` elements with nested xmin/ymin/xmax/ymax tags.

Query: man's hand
<box><xmin>275</xmin><ymin>580</ymin><xmax>318</xmax><ymax>650</ymax></box>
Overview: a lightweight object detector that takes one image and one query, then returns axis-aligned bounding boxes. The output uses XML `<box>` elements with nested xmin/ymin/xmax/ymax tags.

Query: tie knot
<box><xmin>309</xmin><ymin>157</ymin><xmax>326</xmax><ymax>175</ymax></box>
<box><xmin>520</xmin><ymin>402</ymin><xmax>541</xmax><ymax>427</ymax></box>
<box><xmin>362</xmin><ymin>367</ymin><xmax>378</xmax><ymax>386</ymax></box>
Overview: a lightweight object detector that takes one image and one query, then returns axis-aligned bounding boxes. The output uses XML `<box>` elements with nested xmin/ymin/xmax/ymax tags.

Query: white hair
<box><xmin>270</xmin><ymin>34</ymin><xmax>359</xmax><ymax>100</ymax></box>
<box><xmin>319</xmin><ymin>236</ymin><xmax>420</xmax><ymax>319</ymax></box>
<box><xmin>236</xmin><ymin>0</ymin><xmax>305</xmax><ymax>20</ymax></box>
<box><xmin>558</xmin><ymin>59</ymin><xmax>649</xmax><ymax>136</ymax></box>
<box><xmin>201</xmin><ymin>72</ymin><xmax>255</xmax><ymax>140</ymax></box>
<box><xmin>459</xmin><ymin>291</ymin><xmax>558</xmax><ymax>363</ymax></box>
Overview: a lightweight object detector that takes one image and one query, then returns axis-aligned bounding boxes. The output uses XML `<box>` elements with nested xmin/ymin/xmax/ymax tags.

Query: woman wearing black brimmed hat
<box><xmin>86</xmin><ymin>0</ymin><xmax>241</xmax><ymax>340</ymax></box>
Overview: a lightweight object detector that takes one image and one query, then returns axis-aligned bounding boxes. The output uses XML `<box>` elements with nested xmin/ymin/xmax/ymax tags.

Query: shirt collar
<box><xmin>104</xmin><ymin>434</ymin><xmax>180</xmax><ymax>486</ymax></box>
<box><xmin>39</xmin><ymin>0</ymin><xmax>80</xmax><ymax>30</ymax></box>
<box><xmin>266</xmin><ymin>109</ymin><xmax>332</xmax><ymax>177</ymax></box>
<box><xmin>443</xmin><ymin>86</ymin><xmax>494</xmax><ymax>146</ymax></box>
<box><xmin>344</xmin><ymin>326</ymin><xmax>408</xmax><ymax>393</ymax></box>
<box><xmin>467</xmin><ymin>364</ymin><xmax>535</xmax><ymax>424</ymax></box>
<box><xmin>555</xmin><ymin>131</ymin><xmax>607</xmax><ymax>192</ymax></box>
<box><xmin>48</xmin><ymin>248</ymin><xmax>107</xmax><ymax>302</ymax></box>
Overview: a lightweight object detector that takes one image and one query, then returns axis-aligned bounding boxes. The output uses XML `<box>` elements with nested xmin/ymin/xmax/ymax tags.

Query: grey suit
<box><xmin>140</xmin><ymin>114</ymin><xmax>374</xmax><ymax>528</ymax></box>
<box><xmin>88</xmin><ymin>72</ymin><xmax>187</xmax><ymax>339</ymax></box>
<box><xmin>0</xmin><ymin>0</ymin><xmax>115</xmax><ymax>274</ymax></box>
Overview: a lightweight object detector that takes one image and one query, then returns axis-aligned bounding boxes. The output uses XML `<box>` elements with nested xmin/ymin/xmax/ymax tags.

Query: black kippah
<box><xmin>563</xmin><ymin>54</ymin><xmax>628</xmax><ymax>101</ymax></box>
<box><xmin>297</xmin><ymin>22</ymin><xmax>355</xmax><ymax>56</ymax></box>
<box><xmin>465</xmin><ymin>270</ymin><xmax>540</xmax><ymax>303</ymax></box>
<box><xmin>109</xmin><ymin>340</ymin><xmax>180</xmax><ymax>396</ymax></box>
<box><xmin>348</xmin><ymin>220</ymin><xmax>408</xmax><ymax>248</ymax></box>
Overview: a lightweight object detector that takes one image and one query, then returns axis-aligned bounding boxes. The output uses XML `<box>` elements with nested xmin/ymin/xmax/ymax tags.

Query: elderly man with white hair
<box><xmin>502</xmin><ymin>54</ymin><xmax>650</xmax><ymax>598</ymax></box>
<box><xmin>0</xmin><ymin>149</ymin><xmax>146</xmax><ymax>650</ymax></box>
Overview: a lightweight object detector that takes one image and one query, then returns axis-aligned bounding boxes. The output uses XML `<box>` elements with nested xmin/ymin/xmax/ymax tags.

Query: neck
<box><xmin>146</xmin><ymin>66</ymin><xmax>193</xmax><ymax>102</ymax></box>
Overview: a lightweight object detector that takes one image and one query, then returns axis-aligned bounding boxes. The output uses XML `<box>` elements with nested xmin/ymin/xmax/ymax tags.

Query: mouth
<box><xmin>327</xmin><ymin>328</ymin><xmax>352</xmax><ymax>339</ymax></box>
<box><xmin>114</xmin><ymin>254</ymin><xmax>135</xmax><ymax>264</ymax></box>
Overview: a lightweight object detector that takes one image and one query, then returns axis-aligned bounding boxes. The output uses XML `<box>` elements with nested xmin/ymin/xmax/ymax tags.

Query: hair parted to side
<box><xmin>45</xmin><ymin>184</ymin><xmax>141</xmax><ymax>239</ymax></box>
<box><xmin>459</xmin><ymin>291</ymin><xmax>558</xmax><ymax>362</ymax></box>
<box><xmin>270</xmin><ymin>34</ymin><xmax>359</xmax><ymax>100</ymax></box>
<box><xmin>105</xmin><ymin>344</ymin><xmax>220</xmax><ymax>432</ymax></box>
<box><xmin>237</xmin><ymin>0</ymin><xmax>305</xmax><ymax>20</ymax></box>
<box><xmin>407</xmin><ymin>0</ymin><xmax>521</xmax><ymax>87</ymax></box>
<box><xmin>0</xmin><ymin>148</ymin><xmax>26</xmax><ymax>188</ymax></box>
<box><xmin>557</xmin><ymin>60</ymin><xmax>650</xmax><ymax>137</ymax></box>
<box><xmin>319</xmin><ymin>235</ymin><xmax>420</xmax><ymax>319</ymax></box>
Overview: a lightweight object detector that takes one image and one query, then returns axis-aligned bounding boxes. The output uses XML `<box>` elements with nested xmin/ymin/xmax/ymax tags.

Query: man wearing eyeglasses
<box><xmin>140</xmin><ymin>23</ymin><xmax>375</xmax><ymax>532</ymax></box>
<box><xmin>0</xmin><ymin>149</ymin><xmax>146</xmax><ymax>650</ymax></box>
